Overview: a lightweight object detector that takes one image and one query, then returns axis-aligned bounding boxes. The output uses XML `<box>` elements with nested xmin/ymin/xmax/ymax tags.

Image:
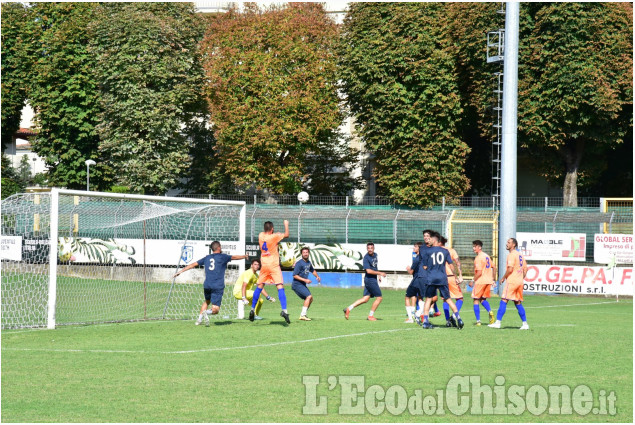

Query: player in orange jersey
<box><xmin>249</xmin><ymin>220</ymin><xmax>291</xmax><ymax>324</ymax></box>
<box><xmin>468</xmin><ymin>240</ymin><xmax>495</xmax><ymax>326</ymax></box>
<box><xmin>489</xmin><ymin>238</ymin><xmax>529</xmax><ymax>330</ymax></box>
<box><xmin>439</xmin><ymin>236</ymin><xmax>464</xmax><ymax>327</ymax></box>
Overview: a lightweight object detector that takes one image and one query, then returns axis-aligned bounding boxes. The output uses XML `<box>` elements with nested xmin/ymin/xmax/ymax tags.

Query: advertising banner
<box><xmin>593</xmin><ymin>234</ymin><xmax>634</xmax><ymax>265</ymax></box>
<box><xmin>57</xmin><ymin>238</ymin><xmax>244</xmax><ymax>265</ymax></box>
<box><xmin>523</xmin><ymin>264</ymin><xmax>633</xmax><ymax>295</ymax></box>
<box><xmin>247</xmin><ymin>242</ymin><xmax>416</xmax><ymax>272</ymax></box>
<box><xmin>1</xmin><ymin>236</ymin><xmax>22</xmax><ymax>261</ymax></box>
<box><xmin>516</xmin><ymin>232</ymin><xmax>587</xmax><ymax>262</ymax></box>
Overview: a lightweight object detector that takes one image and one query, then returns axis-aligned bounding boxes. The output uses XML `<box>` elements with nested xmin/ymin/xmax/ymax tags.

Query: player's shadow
<box><xmin>271</xmin><ymin>320</ymin><xmax>290</xmax><ymax>327</ymax></box>
<box><xmin>213</xmin><ymin>321</ymin><xmax>233</xmax><ymax>326</ymax></box>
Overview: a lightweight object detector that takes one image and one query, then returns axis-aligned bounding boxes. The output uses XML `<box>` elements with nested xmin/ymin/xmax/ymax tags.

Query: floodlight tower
<box><xmin>498</xmin><ymin>3</ymin><xmax>520</xmax><ymax>288</ymax></box>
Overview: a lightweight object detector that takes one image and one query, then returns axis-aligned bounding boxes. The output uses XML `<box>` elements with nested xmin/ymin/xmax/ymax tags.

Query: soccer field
<box><xmin>1</xmin><ymin>287</ymin><xmax>632</xmax><ymax>423</ymax></box>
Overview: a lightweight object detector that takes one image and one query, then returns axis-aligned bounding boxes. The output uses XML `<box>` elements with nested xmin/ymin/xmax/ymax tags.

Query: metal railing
<box><xmin>175</xmin><ymin>194</ymin><xmax>607</xmax><ymax>209</ymax></box>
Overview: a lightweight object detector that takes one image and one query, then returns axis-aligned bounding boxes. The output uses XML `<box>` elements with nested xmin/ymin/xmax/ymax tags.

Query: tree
<box><xmin>338</xmin><ymin>3</ymin><xmax>470</xmax><ymax>207</ymax></box>
<box><xmin>303</xmin><ymin>134</ymin><xmax>362</xmax><ymax>196</ymax></box>
<box><xmin>446</xmin><ymin>3</ymin><xmax>504</xmax><ymax>196</ymax></box>
<box><xmin>200</xmin><ymin>3</ymin><xmax>358</xmax><ymax>195</ymax></box>
<box><xmin>26</xmin><ymin>3</ymin><xmax>104</xmax><ymax>189</ymax></box>
<box><xmin>17</xmin><ymin>155</ymin><xmax>33</xmax><ymax>188</ymax></box>
<box><xmin>90</xmin><ymin>3</ymin><xmax>208</xmax><ymax>195</ymax></box>
<box><xmin>1</xmin><ymin>3</ymin><xmax>32</xmax><ymax>152</ymax></box>
<box><xmin>1</xmin><ymin>154</ymin><xmax>23</xmax><ymax>199</ymax></box>
<box><xmin>517</xmin><ymin>3</ymin><xmax>633</xmax><ymax>205</ymax></box>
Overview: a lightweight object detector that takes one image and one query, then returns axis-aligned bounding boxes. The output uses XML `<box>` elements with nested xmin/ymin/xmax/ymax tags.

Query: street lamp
<box><xmin>85</xmin><ymin>159</ymin><xmax>96</xmax><ymax>191</ymax></box>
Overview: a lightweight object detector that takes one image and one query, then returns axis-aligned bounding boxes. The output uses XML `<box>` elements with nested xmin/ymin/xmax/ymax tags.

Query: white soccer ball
<box><xmin>297</xmin><ymin>191</ymin><xmax>309</xmax><ymax>203</ymax></box>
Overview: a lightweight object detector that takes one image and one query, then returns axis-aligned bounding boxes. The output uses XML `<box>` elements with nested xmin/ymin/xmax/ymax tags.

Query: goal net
<box><xmin>1</xmin><ymin>189</ymin><xmax>246</xmax><ymax>329</ymax></box>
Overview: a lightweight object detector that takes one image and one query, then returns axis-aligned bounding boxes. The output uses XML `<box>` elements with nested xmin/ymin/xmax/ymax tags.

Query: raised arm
<box><xmin>174</xmin><ymin>261</ymin><xmax>199</xmax><ymax>278</ymax></box>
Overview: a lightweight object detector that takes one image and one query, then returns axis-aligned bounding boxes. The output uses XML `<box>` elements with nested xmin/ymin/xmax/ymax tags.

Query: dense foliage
<box><xmin>517</xmin><ymin>3</ymin><xmax>633</xmax><ymax>205</ymax></box>
<box><xmin>1</xmin><ymin>3</ymin><xmax>31</xmax><ymax>152</ymax></box>
<box><xmin>1</xmin><ymin>2</ymin><xmax>631</xmax><ymax>201</ymax></box>
<box><xmin>445</xmin><ymin>3</ymin><xmax>633</xmax><ymax>204</ymax></box>
<box><xmin>339</xmin><ymin>3</ymin><xmax>470</xmax><ymax>207</ymax></box>
<box><xmin>90</xmin><ymin>3</ymin><xmax>207</xmax><ymax>195</ymax></box>
<box><xmin>200</xmin><ymin>3</ymin><xmax>361</xmax><ymax>195</ymax></box>
<box><xmin>24</xmin><ymin>3</ymin><xmax>103</xmax><ymax>189</ymax></box>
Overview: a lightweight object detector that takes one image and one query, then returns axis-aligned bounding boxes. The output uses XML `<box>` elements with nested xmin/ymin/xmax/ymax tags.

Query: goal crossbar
<box><xmin>47</xmin><ymin>189</ymin><xmax>246</xmax><ymax>329</ymax></box>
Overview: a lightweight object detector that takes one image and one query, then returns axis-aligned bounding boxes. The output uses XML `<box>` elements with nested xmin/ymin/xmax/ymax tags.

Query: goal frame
<box><xmin>45</xmin><ymin>188</ymin><xmax>246</xmax><ymax>329</ymax></box>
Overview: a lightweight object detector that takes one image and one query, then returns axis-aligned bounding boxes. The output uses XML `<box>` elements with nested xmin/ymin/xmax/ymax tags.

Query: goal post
<box><xmin>447</xmin><ymin>209</ymin><xmax>499</xmax><ymax>283</ymax></box>
<box><xmin>1</xmin><ymin>189</ymin><xmax>246</xmax><ymax>329</ymax></box>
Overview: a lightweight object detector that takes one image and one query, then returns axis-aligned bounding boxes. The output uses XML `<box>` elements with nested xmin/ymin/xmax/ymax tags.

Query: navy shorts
<box><xmin>405</xmin><ymin>279</ymin><xmax>421</xmax><ymax>298</ymax></box>
<box><xmin>363</xmin><ymin>278</ymin><xmax>382</xmax><ymax>298</ymax></box>
<box><xmin>292</xmin><ymin>282</ymin><xmax>312</xmax><ymax>300</ymax></box>
<box><xmin>204</xmin><ymin>287</ymin><xmax>224</xmax><ymax>307</ymax></box>
<box><xmin>414</xmin><ymin>277</ymin><xmax>427</xmax><ymax>298</ymax></box>
<box><xmin>424</xmin><ymin>284</ymin><xmax>450</xmax><ymax>300</ymax></box>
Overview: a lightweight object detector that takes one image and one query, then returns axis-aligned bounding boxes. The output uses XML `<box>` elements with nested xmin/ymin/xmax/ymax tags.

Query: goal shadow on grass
<box><xmin>212</xmin><ymin>321</ymin><xmax>234</xmax><ymax>326</ymax></box>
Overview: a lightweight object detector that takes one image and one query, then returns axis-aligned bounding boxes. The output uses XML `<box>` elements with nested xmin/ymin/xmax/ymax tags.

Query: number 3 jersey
<box><xmin>420</xmin><ymin>246</ymin><xmax>454</xmax><ymax>286</ymax></box>
<box><xmin>195</xmin><ymin>253</ymin><xmax>232</xmax><ymax>289</ymax></box>
<box><xmin>474</xmin><ymin>251</ymin><xmax>494</xmax><ymax>285</ymax></box>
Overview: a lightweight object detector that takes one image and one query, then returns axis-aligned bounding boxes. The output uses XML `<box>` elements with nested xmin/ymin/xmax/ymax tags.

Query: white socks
<box><xmin>348</xmin><ymin>304</ymin><xmax>356</xmax><ymax>311</ymax></box>
<box><xmin>368</xmin><ymin>310</ymin><xmax>375</xmax><ymax>317</ymax></box>
<box><xmin>301</xmin><ymin>306</ymin><xmax>308</xmax><ymax>316</ymax></box>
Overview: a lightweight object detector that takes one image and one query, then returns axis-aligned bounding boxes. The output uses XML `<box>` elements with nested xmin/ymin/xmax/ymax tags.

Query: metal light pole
<box><xmin>85</xmin><ymin>160</ymin><xmax>96</xmax><ymax>191</ymax></box>
<box><xmin>498</xmin><ymin>2</ymin><xmax>520</xmax><ymax>289</ymax></box>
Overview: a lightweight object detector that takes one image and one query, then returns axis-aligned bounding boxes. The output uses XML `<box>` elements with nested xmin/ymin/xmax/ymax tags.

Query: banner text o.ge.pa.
<box><xmin>523</xmin><ymin>265</ymin><xmax>632</xmax><ymax>295</ymax></box>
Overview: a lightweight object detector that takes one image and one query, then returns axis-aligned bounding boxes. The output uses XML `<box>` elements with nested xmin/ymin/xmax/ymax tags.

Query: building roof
<box><xmin>15</xmin><ymin>128</ymin><xmax>37</xmax><ymax>136</ymax></box>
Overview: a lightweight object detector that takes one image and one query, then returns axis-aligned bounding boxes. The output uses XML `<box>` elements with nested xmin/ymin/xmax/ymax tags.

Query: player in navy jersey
<box><xmin>404</xmin><ymin>242</ymin><xmax>424</xmax><ymax>323</ymax></box>
<box><xmin>344</xmin><ymin>242</ymin><xmax>386</xmax><ymax>321</ymax></box>
<box><xmin>414</xmin><ymin>230</ymin><xmax>440</xmax><ymax>322</ymax></box>
<box><xmin>174</xmin><ymin>241</ymin><xmax>248</xmax><ymax>326</ymax></box>
<box><xmin>292</xmin><ymin>247</ymin><xmax>321</xmax><ymax>321</ymax></box>
<box><xmin>411</xmin><ymin>242</ymin><xmax>431</xmax><ymax>324</ymax></box>
<box><xmin>419</xmin><ymin>234</ymin><xmax>464</xmax><ymax>329</ymax></box>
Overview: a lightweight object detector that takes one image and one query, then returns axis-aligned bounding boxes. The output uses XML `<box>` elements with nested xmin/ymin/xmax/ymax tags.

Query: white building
<box><xmin>4</xmin><ymin>103</ymin><xmax>47</xmax><ymax>176</ymax></box>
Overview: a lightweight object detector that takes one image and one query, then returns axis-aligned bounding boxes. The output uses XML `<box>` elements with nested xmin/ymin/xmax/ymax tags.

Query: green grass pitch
<box><xmin>1</xmin><ymin>287</ymin><xmax>632</xmax><ymax>422</ymax></box>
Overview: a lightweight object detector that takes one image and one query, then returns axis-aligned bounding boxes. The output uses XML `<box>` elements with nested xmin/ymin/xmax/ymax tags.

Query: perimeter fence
<box><xmin>177</xmin><ymin>195</ymin><xmax>632</xmax><ymax>274</ymax></box>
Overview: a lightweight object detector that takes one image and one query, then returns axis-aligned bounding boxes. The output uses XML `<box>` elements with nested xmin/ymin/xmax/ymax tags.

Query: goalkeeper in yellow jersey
<box><xmin>232</xmin><ymin>259</ymin><xmax>275</xmax><ymax>319</ymax></box>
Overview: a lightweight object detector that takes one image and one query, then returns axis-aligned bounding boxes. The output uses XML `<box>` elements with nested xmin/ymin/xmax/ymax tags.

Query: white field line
<box><xmin>2</xmin><ymin>327</ymin><xmax>417</xmax><ymax>355</ymax></box>
<box><xmin>524</xmin><ymin>301</ymin><xmax>625</xmax><ymax>309</ymax></box>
